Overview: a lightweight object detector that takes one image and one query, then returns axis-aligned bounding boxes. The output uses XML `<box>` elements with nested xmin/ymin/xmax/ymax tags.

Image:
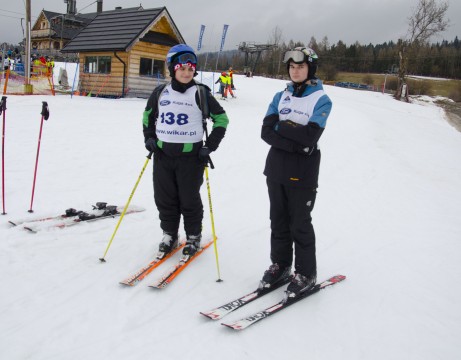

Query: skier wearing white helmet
<box><xmin>259</xmin><ymin>47</ymin><xmax>333</xmax><ymax>299</ymax></box>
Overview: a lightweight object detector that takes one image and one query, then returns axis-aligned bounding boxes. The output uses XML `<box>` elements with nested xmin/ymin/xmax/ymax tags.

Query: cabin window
<box><xmin>139</xmin><ymin>58</ymin><xmax>165</xmax><ymax>78</ymax></box>
<box><xmin>84</xmin><ymin>56</ymin><xmax>111</xmax><ymax>74</ymax></box>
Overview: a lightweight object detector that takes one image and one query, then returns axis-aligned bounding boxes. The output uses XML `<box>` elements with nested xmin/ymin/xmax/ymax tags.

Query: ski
<box><xmin>148</xmin><ymin>238</ymin><xmax>215</xmax><ymax>289</ymax></box>
<box><xmin>8</xmin><ymin>202</ymin><xmax>109</xmax><ymax>226</ymax></box>
<box><xmin>221</xmin><ymin>275</ymin><xmax>346</xmax><ymax>331</ymax></box>
<box><xmin>119</xmin><ymin>241</ymin><xmax>186</xmax><ymax>286</ymax></box>
<box><xmin>23</xmin><ymin>205</ymin><xmax>145</xmax><ymax>233</ymax></box>
<box><xmin>200</xmin><ymin>276</ymin><xmax>292</xmax><ymax>320</ymax></box>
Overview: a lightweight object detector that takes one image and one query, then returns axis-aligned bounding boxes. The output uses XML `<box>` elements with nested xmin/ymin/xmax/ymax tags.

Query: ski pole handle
<box><xmin>41</xmin><ymin>102</ymin><xmax>50</xmax><ymax>120</ymax></box>
<box><xmin>0</xmin><ymin>96</ymin><xmax>6</xmax><ymax>115</ymax></box>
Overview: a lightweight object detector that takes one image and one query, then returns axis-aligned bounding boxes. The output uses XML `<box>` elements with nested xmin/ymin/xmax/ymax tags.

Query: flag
<box><xmin>197</xmin><ymin>25</ymin><xmax>205</xmax><ymax>51</ymax></box>
<box><xmin>219</xmin><ymin>24</ymin><xmax>229</xmax><ymax>52</ymax></box>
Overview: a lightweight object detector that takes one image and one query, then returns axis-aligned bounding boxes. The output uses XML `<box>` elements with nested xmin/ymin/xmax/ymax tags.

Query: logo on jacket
<box><xmin>280</xmin><ymin>108</ymin><xmax>292</xmax><ymax>115</ymax></box>
<box><xmin>160</xmin><ymin>100</ymin><xmax>171</xmax><ymax>106</ymax></box>
<box><xmin>282</xmin><ymin>96</ymin><xmax>291</xmax><ymax>104</ymax></box>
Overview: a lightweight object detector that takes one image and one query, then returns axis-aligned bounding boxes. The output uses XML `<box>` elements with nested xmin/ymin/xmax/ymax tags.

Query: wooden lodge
<box><xmin>61</xmin><ymin>6</ymin><xmax>184</xmax><ymax>98</ymax></box>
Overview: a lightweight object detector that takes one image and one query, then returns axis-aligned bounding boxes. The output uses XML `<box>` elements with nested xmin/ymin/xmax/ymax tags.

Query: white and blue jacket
<box><xmin>261</xmin><ymin>80</ymin><xmax>332</xmax><ymax>187</ymax></box>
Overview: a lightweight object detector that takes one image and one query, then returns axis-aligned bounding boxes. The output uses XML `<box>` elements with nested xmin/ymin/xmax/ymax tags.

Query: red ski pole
<box><xmin>1</xmin><ymin>96</ymin><xmax>7</xmax><ymax>215</ymax></box>
<box><xmin>28</xmin><ymin>102</ymin><xmax>50</xmax><ymax>213</ymax></box>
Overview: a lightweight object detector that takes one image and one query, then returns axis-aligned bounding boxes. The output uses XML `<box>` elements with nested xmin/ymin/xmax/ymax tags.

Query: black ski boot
<box><xmin>158</xmin><ymin>232</ymin><xmax>179</xmax><ymax>256</ymax></box>
<box><xmin>285</xmin><ymin>272</ymin><xmax>317</xmax><ymax>300</ymax></box>
<box><xmin>259</xmin><ymin>263</ymin><xmax>291</xmax><ymax>290</ymax></box>
<box><xmin>183</xmin><ymin>234</ymin><xmax>201</xmax><ymax>256</ymax></box>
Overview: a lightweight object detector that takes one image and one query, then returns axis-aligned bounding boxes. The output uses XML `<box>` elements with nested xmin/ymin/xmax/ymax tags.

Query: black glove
<box><xmin>198</xmin><ymin>146</ymin><xmax>211</xmax><ymax>162</ymax></box>
<box><xmin>145</xmin><ymin>138</ymin><xmax>160</xmax><ymax>153</ymax></box>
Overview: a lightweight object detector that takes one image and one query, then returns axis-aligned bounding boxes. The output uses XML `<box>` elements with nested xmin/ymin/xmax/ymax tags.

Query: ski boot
<box><xmin>284</xmin><ymin>272</ymin><xmax>317</xmax><ymax>301</ymax></box>
<box><xmin>157</xmin><ymin>232</ymin><xmax>179</xmax><ymax>258</ymax></box>
<box><xmin>258</xmin><ymin>263</ymin><xmax>291</xmax><ymax>290</ymax></box>
<box><xmin>182</xmin><ymin>234</ymin><xmax>201</xmax><ymax>256</ymax></box>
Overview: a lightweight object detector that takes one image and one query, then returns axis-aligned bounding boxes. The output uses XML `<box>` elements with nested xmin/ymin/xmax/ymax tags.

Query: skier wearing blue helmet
<box><xmin>259</xmin><ymin>46</ymin><xmax>332</xmax><ymax>300</ymax></box>
<box><xmin>165</xmin><ymin>44</ymin><xmax>198</xmax><ymax>77</ymax></box>
<box><xmin>143</xmin><ymin>44</ymin><xmax>229</xmax><ymax>257</ymax></box>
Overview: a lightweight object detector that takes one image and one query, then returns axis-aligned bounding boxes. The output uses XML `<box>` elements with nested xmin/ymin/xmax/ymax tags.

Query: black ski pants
<box><xmin>267</xmin><ymin>179</ymin><xmax>317</xmax><ymax>277</ymax></box>
<box><xmin>153</xmin><ymin>154</ymin><xmax>204</xmax><ymax>236</ymax></box>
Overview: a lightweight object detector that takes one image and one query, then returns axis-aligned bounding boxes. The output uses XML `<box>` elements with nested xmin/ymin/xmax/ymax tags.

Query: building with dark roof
<box><xmin>61</xmin><ymin>6</ymin><xmax>184</xmax><ymax>98</ymax></box>
<box><xmin>30</xmin><ymin>9</ymin><xmax>97</xmax><ymax>56</ymax></box>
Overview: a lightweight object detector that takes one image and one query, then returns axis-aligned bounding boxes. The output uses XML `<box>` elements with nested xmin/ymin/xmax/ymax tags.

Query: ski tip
<box><xmin>8</xmin><ymin>221</ymin><xmax>17</xmax><ymax>226</ymax></box>
<box><xmin>331</xmin><ymin>274</ymin><xmax>346</xmax><ymax>282</ymax></box>
<box><xmin>148</xmin><ymin>284</ymin><xmax>162</xmax><ymax>289</ymax></box>
<box><xmin>221</xmin><ymin>322</ymin><xmax>242</xmax><ymax>331</ymax></box>
<box><xmin>199</xmin><ymin>312</ymin><xmax>217</xmax><ymax>320</ymax></box>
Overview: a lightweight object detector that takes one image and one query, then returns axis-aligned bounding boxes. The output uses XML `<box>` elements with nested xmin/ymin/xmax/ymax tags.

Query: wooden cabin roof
<box><xmin>35</xmin><ymin>10</ymin><xmax>96</xmax><ymax>40</ymax></box>
<box><xmin>62</xmin><ymin>7</ymin><xmax>183</xmax><ymax>53</ymax></box>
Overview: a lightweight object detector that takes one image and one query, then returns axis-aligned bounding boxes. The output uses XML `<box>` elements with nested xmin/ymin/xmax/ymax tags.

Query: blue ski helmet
<box><xmin>283</xmin><ymin>47</ymin><xmax>318</xmax><ymax>80</ymax></box>
<box><xmin>166</xmin><ymin>44</ymin><xmax>198</xmax><ymax>77</ymax></box>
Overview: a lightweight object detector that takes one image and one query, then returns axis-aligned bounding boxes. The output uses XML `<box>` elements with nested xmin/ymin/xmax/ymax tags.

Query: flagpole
<box><xmin>215</xmin><ymin>24</ymin><xmax>229</xmax><ymax>71</ymax></box>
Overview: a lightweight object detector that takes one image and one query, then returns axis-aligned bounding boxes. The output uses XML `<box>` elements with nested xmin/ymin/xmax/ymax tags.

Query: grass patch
<box><xmin>323</xmin><ymin>72</ymin><xmax>461</xmax><ymax>101</ymax></box>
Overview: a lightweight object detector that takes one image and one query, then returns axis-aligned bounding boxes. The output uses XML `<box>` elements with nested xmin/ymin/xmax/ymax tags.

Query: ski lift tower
<box><xmin>238</xmin><ymin>41</ymin><xmax>276</xmax><ymax>75</ymax></box>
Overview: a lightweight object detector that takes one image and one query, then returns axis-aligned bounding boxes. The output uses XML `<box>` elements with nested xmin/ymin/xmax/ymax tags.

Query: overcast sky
<box><xmin>1</xmin><ymin>0</ymin><xmax>460</xmax><ymax>51</ymax></box>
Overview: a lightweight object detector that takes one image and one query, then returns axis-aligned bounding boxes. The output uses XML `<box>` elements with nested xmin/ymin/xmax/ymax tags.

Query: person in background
<box><xmin>224</xmin><ymin>71</ymin><xmax>236</xmax><ymax>98</ymax></box>
<box><xmin>46</xmin><ymin>57</ymin><xmax>55</xmax><ymax>77</ymax></box>
<box><xmin>228</xmin><ymin>66</ymin><xmax>235</xmax><ymax>89</ymax></box>
<box><xmin>259</xmin><ymin>47</ymin><xmax>332</xmax><ymax>299</ymax></box>
<box><xmin>215</xmin><ymin>72</ymin><xmax>227</xmax><ymax>99</ymax></box>
<box><xmin>3</xmin><ymin>55</ymin><xmax>11</xmax><ymax>71</ymax></box>
<box><xmin>143</xmin><ymin>44</ymin><xmax>229</xmax><ymax>257</ymax></box>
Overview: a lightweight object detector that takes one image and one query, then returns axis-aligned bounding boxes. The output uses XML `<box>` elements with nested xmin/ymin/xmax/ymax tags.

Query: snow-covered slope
<box><xmin>1</xmin><ymin>72</ymin><xmax>460</xmax><ymax>360</ymax></box>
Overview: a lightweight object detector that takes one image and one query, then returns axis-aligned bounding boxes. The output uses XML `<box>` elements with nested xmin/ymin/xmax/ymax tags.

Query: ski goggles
<box><xmin>283</xmin><ymin>48</ymin><xmax>317</xmax><ymax>64</ymax></box>
<box><xmin>174</xmin><ymin>62</ymin><xmax>197</xmax><ymax>71</ymax></box>
<box><xmin>174</xmin><ymin>52</ymin><xmax>197</xmax><ymax>65</ymax></box>
<box><xmin>283</xmin><ymin>50</ymin><xmax>307</xmax><ymax>64</ymax></box>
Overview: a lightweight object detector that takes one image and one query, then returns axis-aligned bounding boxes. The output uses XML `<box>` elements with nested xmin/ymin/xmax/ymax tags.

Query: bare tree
<box><xmin>268</xmin><ymin>26</ymin><xmax>283</xmax><ymax>75</ymax></box>
<box><xmin>396</xmin><ymin>0</ymin><xmax>449</xmax><ymax>101</ymax></box>
<box><xmin>407</xmin><ymin>0</ymin><xmax>449</xmax><ymax>43</ymax></box>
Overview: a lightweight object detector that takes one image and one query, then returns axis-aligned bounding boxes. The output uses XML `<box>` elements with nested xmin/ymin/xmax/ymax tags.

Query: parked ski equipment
<box><xmin>1</xmin><ymin>96</ymin><xmax>7</xmax><ymax>215</ymax></box>
<box><xmin>22</xmin><ymin>204</ymin><xmax>144</xmax><ymax>233</ymax></box>
<box><xmin>28</xmin><ymin>101</ymin><xmax>50</xmax><ymax>213</ymax></box>
<box><xmin>221</xmin><ymin>275</ymin><xmax>346</xmax><ymax>331</ymax></box>
<box><xmin>8</xmin><ymin>202</ymin><xmax>107</xmax><ymax>227</ymax></box>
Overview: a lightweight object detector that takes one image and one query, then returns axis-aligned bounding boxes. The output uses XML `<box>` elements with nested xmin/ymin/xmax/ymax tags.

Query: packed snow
<box><xmin>1</xmin><ymin>71</ymin><xmax>460</xmax><ymax>360</ymax></box>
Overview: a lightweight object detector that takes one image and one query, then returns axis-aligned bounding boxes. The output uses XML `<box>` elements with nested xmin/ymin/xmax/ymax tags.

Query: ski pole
<box><xmin>99</xmin><ymin>151</ymin><xmax>153</xmax><ymax>262</ymax></box>
<box><xmin>205</xmin><ymin>165</ymin><xmax>222</xmax><ymax>282</ymax></box>
<box><xmin>28</xmin><ymin>102</ymin><xmax>50</xmax><ymax>213</ymax></box>
<box><xmin>1</xmin><ymin>96</ymin><xmax>7</xmax><ymax>215</ymax></box>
